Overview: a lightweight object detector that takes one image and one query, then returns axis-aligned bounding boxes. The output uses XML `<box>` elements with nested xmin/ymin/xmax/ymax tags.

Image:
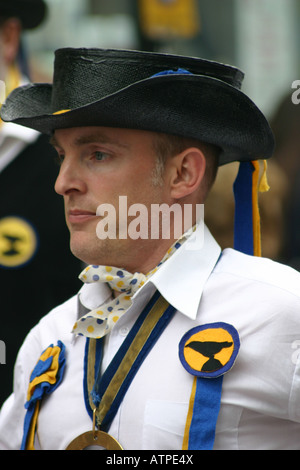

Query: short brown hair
<box><xmin>152</xmin><ymin>132</ymin><xmax>220</xmax><ymax>197</ymax></box>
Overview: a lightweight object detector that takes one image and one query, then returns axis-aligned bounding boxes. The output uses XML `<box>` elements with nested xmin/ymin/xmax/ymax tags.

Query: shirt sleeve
<box><xmin>289</xmin><ymin>344</ymin><xmax>300</xmax><ymax>423</ymax></box>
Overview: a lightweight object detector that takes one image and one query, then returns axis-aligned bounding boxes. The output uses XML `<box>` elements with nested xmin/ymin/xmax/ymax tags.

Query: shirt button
<box><xmin>119</xmin><ymin>326</ymin><xmax>129</xmax><ymax>337</ymax></box>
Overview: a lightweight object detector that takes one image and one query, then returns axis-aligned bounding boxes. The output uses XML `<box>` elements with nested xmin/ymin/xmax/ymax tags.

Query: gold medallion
<box><xmin>66</xmin><ymin>430</ymin><xmax>123</xmax><ymax>450</ymax></box>
<box><xmin>65</xmin><ymin>409</ymin><xmax>123</xmax><ymax>450</ymax></box>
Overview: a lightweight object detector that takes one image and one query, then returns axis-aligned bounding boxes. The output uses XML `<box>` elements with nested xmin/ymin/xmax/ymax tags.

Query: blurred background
<box><xmin>24</xmin><ymin>0</ymin><xmax>299</xmax><ymax>117</ymax></box>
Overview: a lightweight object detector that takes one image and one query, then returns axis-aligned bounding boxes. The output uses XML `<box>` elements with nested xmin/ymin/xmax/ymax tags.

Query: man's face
<box><xmin>0</xmin><ymin>18</ymin><xmax>21</xmax><ymax>82</ymax></box>
<box><xmin>53</xmin><ymin>126</ymin><xmax>173</xmax><ymax>273</ymax></box>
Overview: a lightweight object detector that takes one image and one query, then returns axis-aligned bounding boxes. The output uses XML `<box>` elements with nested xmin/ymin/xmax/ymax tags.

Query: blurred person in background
<box><xmin>0</xmin><ymin>0</ymin><xmax>82</xmax><ymax>406</ymax></box>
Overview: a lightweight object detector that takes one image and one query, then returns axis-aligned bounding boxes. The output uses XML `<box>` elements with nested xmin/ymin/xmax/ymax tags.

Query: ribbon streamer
<box><xmin>21</xmin><ymin>341</ymin><xmax>66</xmax><ymax>450</ymax></box>
<box><xmin>179</xmin><ymin>322</ymin><xmax>240</xmax><ymax>450</ymax></box>
<box><xmin>233</xmin><ymin>160</ymin><xmax>270</xmax><ymax>257</ymax></box>
<box><xmin>182</xmin><ymin>376</ymin><xmax>223</xmax><ymax>450</ymax></box>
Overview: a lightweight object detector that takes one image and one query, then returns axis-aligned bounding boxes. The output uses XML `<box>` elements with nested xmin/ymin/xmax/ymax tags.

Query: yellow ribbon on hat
<box><xmin>252</xmin><ymin>159</ymin><xmax>270</xmax><ymax>257</ymax></box>
<box><xmin>53</xmin><ymin>109</ymin><xmax>71</xmax><ymax>115</ymax></box>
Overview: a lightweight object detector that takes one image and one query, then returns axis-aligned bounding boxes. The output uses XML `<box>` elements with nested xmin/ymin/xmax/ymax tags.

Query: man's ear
<box><xmin>169</xmin><ymin>148</ymin><xmax>206</xmax><ymax>199</ymax></box>
<box><xmin>1</xmin><ymin>18</ymin><xmax>21</xmax><ymax>65</ymax></box>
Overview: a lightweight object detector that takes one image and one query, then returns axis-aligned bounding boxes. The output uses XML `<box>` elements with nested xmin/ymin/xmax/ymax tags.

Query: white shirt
<box><xmin>1</xmin><ymin>225</ymin><xmax>300</xmax><ymax>450</ymax></box>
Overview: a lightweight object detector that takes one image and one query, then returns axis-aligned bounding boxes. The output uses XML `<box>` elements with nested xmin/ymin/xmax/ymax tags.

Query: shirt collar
<box><xmin>78</xmin><ymin>278</ymin><xmax>111</xmax><ymax>314</ymax></box>
<box><xmin>141</xmin><ymin>224</ymin><xmax>221</xmax><ymax>319</ymax></box>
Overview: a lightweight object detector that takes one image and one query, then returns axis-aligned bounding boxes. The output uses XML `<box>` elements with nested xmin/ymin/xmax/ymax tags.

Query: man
<box><xmin>0</xmin><ymin>47</ymin><xmax>300</xmax><ymax>450</ymax></box>
<box><xmin>0</xmin><ymin>1</ymin><xmax>82</xmax><ymax>406</ymax></box>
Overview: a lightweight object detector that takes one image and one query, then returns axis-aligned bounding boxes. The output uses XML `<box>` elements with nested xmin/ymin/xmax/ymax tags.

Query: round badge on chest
<box><xmin>179</xmin><ymin>322</ymin><xmax>240</xmax><ymax>378</ymax></box>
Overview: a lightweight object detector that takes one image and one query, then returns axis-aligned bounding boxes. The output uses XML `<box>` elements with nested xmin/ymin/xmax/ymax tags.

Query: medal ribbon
<box><xmin>84</xmin><ymin>290</ymin><xmax>176</xmax><ymax>432</ymax></box>
<box><xmin>182</xmin><ymin>375</ymin><xmax>223</xmax><ymax>450</ymax></box>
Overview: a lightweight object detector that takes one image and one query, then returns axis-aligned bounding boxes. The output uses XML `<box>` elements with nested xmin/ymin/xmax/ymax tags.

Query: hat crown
<box><xmin>51</xmin><ymin>48</ymin><xmax>244</xmax><ymax>114</ymax></box>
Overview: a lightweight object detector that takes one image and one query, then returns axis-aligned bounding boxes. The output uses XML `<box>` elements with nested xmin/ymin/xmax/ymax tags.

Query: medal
<box><xmin>66</xmin><ymin>409</ymin><xmax>123</xmax><ymax>450</ymax></box>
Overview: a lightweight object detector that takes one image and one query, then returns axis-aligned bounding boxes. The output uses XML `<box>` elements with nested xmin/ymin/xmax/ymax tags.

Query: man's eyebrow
<box><xmin>49</xmin><ymin>133</ymin><xmax>129</xmax><ymax>149</ymax></box>
<box><xmin>75</xmin><ymin>133</ymin><xmax>130</xmax><ymax>149</ymax></box>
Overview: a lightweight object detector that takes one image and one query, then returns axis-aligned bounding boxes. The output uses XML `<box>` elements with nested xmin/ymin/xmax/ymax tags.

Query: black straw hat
<box><xmin>0</xmin><ymin>47</ymin><xmax>274</xmax><ymax>165</ymax></box>
<box><xmin>0</xmin><ymin>0</ymin><xmax>47</xmax><ymax>30</ymax></box>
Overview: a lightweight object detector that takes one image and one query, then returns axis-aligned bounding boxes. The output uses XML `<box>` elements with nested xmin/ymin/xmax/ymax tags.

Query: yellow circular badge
<box><xmin>179</xmin><ymin>322</ymin><xmax>240</xmax><ymax>378</ymax></box>
<box><xmin>0</xmin><ymin>217</ymin><xmax>38</xmax><ymax>268</ymax></box>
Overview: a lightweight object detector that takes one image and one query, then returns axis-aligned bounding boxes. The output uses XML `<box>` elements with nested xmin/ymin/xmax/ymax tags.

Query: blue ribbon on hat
<box><xmin>233</xmin><ymin>160</ymin><xmax>266</xmax><ymax>256</ymax></box>
<box><xmin>151</xmin><ymin>68</ymin><xmax>193</xmax><ymax>78</ymax></box>
<box><xmin>233</xmin><ymin>161</ymin><xmax>254</xmax><ymax>255</ymax></box>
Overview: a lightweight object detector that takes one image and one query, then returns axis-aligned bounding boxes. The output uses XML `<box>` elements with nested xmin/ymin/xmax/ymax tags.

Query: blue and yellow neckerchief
<box><xmin>83</xmin><ymin>290</ymin><xmax>176</xmax><ymax>434</ymax></box>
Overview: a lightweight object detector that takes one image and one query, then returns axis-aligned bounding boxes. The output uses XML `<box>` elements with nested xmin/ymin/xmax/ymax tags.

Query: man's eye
<box><xmin>94</xmin><ymin>151</ymin><xmax>109</xmax><ymax>161</ymax></box>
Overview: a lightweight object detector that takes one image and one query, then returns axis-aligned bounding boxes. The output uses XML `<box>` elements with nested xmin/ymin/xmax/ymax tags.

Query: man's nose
<box><xmin>54</xmin><ymin>157</ymin><xmax>86</xmax><ymax>196</ymax></box>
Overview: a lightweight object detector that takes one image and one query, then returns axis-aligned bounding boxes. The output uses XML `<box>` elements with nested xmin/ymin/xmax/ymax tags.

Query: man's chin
<box><xmin>69</xmin><ymin>236</ymin><xmax>117</xmax><ymax>267</ymax></box>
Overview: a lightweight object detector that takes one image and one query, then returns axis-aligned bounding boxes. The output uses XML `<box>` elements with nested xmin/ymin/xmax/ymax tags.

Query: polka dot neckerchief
<box><xmin>72</xmin><ymin>226</ymin><xmax>196</xmax><ymax>339</ymax></box>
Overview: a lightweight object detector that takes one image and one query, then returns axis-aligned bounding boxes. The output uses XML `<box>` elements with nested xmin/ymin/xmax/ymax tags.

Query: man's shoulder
<box><xmin>36</xmin><ymin>293</ymin><xmax>78</xmax><ymax>335</ymax></box>
<box><xmin>19</xmin><ymin>294</ymin><xmax>78</xmax><ymax>357</ymax></box>
<box><xmin>213</xmin><ymin>248</ymin><xmax>300</xmax><ymax>298</ymax></box>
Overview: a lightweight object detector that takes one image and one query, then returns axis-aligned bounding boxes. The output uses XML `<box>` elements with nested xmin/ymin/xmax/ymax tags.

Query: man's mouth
<box><xmin>67</xmin><ymin>209</ymin><xmax>97</xmax><ymax>224</ymax></box>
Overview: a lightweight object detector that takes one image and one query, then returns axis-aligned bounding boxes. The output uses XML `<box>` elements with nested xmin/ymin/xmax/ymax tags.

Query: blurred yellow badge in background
<box><xmin>138</xmin><ymin>0</ymin><xmax>200</xmax><ymax>39</ymax></box>
<box><xmin>0</xmin><ymin>216</ymin><xmax>38</xmax><ymax>268</ymax></box>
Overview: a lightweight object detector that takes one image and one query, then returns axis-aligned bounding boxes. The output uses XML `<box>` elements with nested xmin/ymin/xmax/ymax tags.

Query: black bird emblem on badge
<box><xmin>185</xmin><ymin>341</ymin><xmax>233</xmax><ymax>372</ymax></box>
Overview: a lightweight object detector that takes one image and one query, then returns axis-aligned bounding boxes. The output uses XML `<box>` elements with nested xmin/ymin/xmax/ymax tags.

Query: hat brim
<box><xmin>1</xmin><ymin>74</ymin><xmax>274</xmax><ymax>165</ymax></box>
